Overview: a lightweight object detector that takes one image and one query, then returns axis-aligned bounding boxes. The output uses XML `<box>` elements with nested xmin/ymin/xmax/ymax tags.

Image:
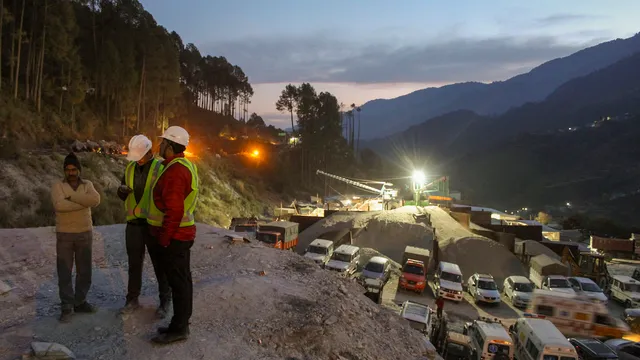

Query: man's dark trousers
<box><xmin>126</xmin><ymin>221</ymin><xmax>171</xmax><ymax>304</ymax></box>
<box><xmin>162</xmin><ymin>240</ymin><xmax>194</xmax><ymax>333</ymax></box>
<box><xmin>56</xmin><ymin>231</ymin><xmax>93</xmax><ymax>310</ymax></box>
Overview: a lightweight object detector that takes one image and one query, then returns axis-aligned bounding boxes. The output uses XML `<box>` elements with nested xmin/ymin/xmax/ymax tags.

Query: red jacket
<box><xmin>150</xmin><ymin>153</ymin><xmax>196</xmax><ymax>246</ymax></box>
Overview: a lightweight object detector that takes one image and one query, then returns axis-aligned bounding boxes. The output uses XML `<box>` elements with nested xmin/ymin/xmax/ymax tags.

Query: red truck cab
<box><xmin>398</xmin><ymin>246</ymin><xmax>430</xmax><ymax>294</ymax></box>
<box><xmin>400</xmin><ymin>259</ymin><xmax>427</xmax><ymax>293</ymax></box>
<box><xmin>255</xmin><ymin>221</ymin><xmax>299</xmax><ymax>251</ymax></box>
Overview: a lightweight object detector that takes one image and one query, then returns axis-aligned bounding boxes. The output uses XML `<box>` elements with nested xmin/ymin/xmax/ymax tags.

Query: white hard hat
<box><xmin>160</xmin><ymin>126</ymin><xmax>190</xmax><ymax>147</ymax></box>
<box><xmin>126</xmin><ymin>135</ymin><xmax>152</xmax><ymax>162</ymax></box>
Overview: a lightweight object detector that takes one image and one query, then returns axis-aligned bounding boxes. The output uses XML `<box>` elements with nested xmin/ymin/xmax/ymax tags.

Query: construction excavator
<box><xmin>560</xmin><ymin>246</ymin><xmax>607</xmax><ymax>283</ymax></box>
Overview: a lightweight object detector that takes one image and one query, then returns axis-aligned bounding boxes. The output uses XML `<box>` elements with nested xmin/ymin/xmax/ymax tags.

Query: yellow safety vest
<box><xmin>146</xmin><ymin>157</ymin><xmax>199</xmax><ymax>228</ymax></box>
<box><xmin>124</xmin><ymin>158</ymin><xmax>163</xmax><ymax>221</ymax></box>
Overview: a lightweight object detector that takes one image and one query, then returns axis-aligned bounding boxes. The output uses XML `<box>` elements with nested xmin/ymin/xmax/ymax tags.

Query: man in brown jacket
<box><xmin>51</xmin><ymin>153</ymin><xmax>101</xmax><ymax>323</ymax></box>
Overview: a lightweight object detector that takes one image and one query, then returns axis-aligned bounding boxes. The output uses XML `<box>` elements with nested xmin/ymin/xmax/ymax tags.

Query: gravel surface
<box><xmin>423</xmin><ymin>206</ymin><xmax>527</xmax><ymax>285</ymax></box>
<box><xmin>0</xmin><ymin>224</ymin><xmax>434</xmax><ymax>360</ymax></box>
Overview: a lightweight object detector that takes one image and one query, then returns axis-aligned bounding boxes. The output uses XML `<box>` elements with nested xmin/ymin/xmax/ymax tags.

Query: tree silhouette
<box><xmin>275</xmin><ymin>84</ymin><xmax>299</xmax><ymax>134</ymax></box>
<box><xmin>0</xmin><ymin>0</ymin><xmax>254</xmax><ymax>138</ymax></box>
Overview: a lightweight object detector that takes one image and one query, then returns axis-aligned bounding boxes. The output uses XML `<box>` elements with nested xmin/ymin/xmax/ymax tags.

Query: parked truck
<box><xmin>399</xmin><ymin>246</ymin><xmax>430</xmax><ymax>294</ymax></box>
<box><xmin>590</xmin><ymin>235</ymin><xmax>635</xmax><ymax>258</ymax></box>
<box><xmin>255</xmin><ymin>221</ymin><xmax>299</xmax><ymax>251</ymax></box>
<box><xmin>529</xmin><ymin>254</ymin><xmax>575</xmax><ymax>293</ymax></box>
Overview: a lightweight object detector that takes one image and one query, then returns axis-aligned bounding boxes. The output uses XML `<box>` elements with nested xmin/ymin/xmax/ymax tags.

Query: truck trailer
<box><xmin>256</xmin><ymin>221</ymin><xmax>299</xmax><ymax>251</ymax></box>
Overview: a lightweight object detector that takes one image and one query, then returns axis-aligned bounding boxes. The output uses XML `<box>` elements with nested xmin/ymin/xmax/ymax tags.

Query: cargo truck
<box><xmin>255</xmin><ymin>221</ymin><xmax>299</xmax><ymax>251</ymax></box>
<box><xmin>399</xmin><ymin>246</ymin><xmax>430</xmax><ymax>294</ymax></box>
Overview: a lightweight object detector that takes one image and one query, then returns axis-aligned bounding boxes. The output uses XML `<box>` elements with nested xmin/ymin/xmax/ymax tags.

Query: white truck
<box><xmin>529</xmin><ymin>254</ymin><xmax>575</xmax><ymax>294</ymax></box>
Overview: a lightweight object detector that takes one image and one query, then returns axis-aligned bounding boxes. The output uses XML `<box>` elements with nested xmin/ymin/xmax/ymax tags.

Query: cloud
<box><xmin>203</xmin><ymin>34</ymin><xmax>594</xmax><ymax>84</ymax></box>
<box><xmin>536</xmin><ymin>14</ymin><xmax>601</xmax><ymax>26</ymax></box>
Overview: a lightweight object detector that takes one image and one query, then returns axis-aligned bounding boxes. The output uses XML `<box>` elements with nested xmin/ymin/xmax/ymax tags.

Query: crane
<box><xmin>316</xmin><ymin>170</ymin><xmax>400</xmax><ymax>210</ymax></box>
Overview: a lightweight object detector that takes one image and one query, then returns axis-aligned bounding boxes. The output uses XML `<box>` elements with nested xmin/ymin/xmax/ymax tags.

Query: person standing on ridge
<box><xmin>435</xmin><ymin>295</ymin><xmax>444</xmax><ymax>318</ymax></box>
<box><xmin>146</xmin><ymin>126</ymin><xmax>199</xmax><ymax>345</ymax></box>
<box><xmin>51</xmin><ymin>152</ymin><xmax>101</xmax><ymax>323</ymax></box>
<box><xmin>117</xmin><ymin>135</ymin><xmax>171</xmax><ymax>318</ymax></box>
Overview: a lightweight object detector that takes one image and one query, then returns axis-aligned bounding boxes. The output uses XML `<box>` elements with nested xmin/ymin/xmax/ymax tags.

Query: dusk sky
<box><xmin>139</xmin><ymin>0</ymin><xmax>639</xmax><ymax>127</ymax></box>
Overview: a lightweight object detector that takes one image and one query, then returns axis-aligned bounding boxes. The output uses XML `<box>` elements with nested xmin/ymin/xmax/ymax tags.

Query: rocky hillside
<box><xmin>0</xmin><ymin>223</ymin><xmax>433</xmax><ymax>360</ymax></box>
<box><xmin>0</xmin><ymin>150</ymin><xmax>280</xmax><ymax>229</ymax></box>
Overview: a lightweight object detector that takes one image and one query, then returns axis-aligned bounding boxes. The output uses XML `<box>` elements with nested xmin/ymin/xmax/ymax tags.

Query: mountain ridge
<box><xmin>359</xmin><ymin>33</ymin><xmax>640</xmax><ymax>140</ymax></box>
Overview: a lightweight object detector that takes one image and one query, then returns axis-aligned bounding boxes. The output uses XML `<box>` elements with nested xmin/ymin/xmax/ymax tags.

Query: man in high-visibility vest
<box><xmin>117</xmin><ymin>135</ymin><xmax>171</xmax><ymax>318</ymax></box>
<box><xmin>147</xmin><ymin>126</ymin><xmax>199</xmax><ymax>345</ymax></box>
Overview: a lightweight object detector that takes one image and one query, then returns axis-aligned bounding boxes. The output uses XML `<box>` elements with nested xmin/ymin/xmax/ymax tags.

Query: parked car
<box><xmin>467</xmin><ymin>273</ymin><xmax>501</xmax><ymax>305</ymax></box>
<box><xmin>434</xmin><ymin>262</ymin><xmax>464</xmax><ymax>302</ymax></box>
<box><xmin>361</xmin><ymin>256</ymin><xmax>391</xmax><ymax>289</ymax></box>
<box><xmin>503</xmin><ymin>276</ymin><xmax>534</xmax><ymax>308</ymax></box>
<box><xmin>303</xmin><ymin>239</ymin><xmax>334</xmax><ymax>266</ymax></box>
<box><xmin>568</xmin><ymin>338</ymin><xmax>619</xmax><ymax>360</ymax></box>
<box><xmin>608</xmin><ymin>275</ymin><xmax>640</xmax><ymax>308</ymax></box>
<box><xmin>325</xmin><ymin>245</ymin><xmax>360</xmax><ymax>276</ymax></box>
<box><xmin>605</xmin><ymin>339</ymin><xmax>640</xmax><ymax>360</ymax></box>
<box><xmin>569</xmin><ymin>277</ymin><xmax>608</xmax><ymax>304</ymax></box>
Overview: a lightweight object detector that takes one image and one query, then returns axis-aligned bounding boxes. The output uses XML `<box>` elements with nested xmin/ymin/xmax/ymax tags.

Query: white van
<box><xmin>465</xmin><ymin>319</ymin><xmax>514</xmax><ymax>360</ymax></box>
<box><xmin>511</xmin><ymin>317</ymin><xmax>578</xmax><ymax>360</ymax></box>
<box><xmin>325</xmin><ymin>244</ymin><xmax>360</xmax><ymax>276</ymax></box>
<box><xmin>435</xmin><ymin>262</ymin><xmax>464</xmax><ymax>302</ymax></box>
<box><xmin>304</xmin><ymin>239</ymin><xmax>334</xmax><ymax>266</ymax></box>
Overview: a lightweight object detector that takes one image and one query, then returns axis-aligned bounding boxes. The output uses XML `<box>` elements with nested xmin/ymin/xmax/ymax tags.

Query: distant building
<box><xmin>507</xmin><ymin>219</ymin><xmax>561</xmax><ymax>241</ymax></box>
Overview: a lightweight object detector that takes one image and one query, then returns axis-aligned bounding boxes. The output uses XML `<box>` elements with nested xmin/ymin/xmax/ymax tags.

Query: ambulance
<box><xmin>525</xmin><ymin>289</ymin><xmax>629</xmax><ymax>339</ymax></box>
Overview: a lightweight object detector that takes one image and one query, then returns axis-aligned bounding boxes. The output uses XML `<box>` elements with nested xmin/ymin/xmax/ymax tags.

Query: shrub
<box><xmin>12</xmin><ymin>192</ymin><xmax>34</xmax><ymax>208</ymax></box>
<box><xmin>92</xmin><ymin>183</ymin><xmax>125</xmax><ymax>225</ymax></box>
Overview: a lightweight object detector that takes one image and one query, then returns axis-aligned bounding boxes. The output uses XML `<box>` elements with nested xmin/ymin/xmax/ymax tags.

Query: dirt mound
<box><xmin>354</xmin><ymin>210</ymin><xmax>433</xmax><ymax>264</ymax></box>
<box><xmin>0</xmin><ymin>224</ymin><xmax>432</xmax><ymax>360</ymax></box>
<box><xmin>517</xmin><ymin>240</ymin><xmax>561</xmax><ymax>260</ymax></box>
<box><xmin>424</xmin><ymin>206</ymin><xmax>526</xmax><ymax>285</ymax></box>
<box><xmin>297</xmin><ymin>211</ymin><xmax>379</xmax><ymax>253</ymax></box>
<box><xmin>298</xmin><ymin>208</ymin><xmax>433</xmax><ymax>265</ymax></box>
<box><xmin>439</xmin><ymin>237</ymin><xmax>527</xmax><ymax>285</ymax></box>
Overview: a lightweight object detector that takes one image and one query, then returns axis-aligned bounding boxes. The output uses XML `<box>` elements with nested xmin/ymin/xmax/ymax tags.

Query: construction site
<box><xmin>3</xmin><ymin>168</ymin><xmax>640</xmax><ymax>360</ymax></box>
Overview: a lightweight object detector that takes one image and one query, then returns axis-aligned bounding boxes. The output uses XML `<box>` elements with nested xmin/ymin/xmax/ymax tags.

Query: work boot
<box><xmin>151</xmin><ymin>330</ymin><xmax>189</xmax><ymax>345</ymax></box>
<box><xmin>119</xmin><ymin>299</ymin><xmax>140</xmax><ymax>314</ymax></box>
<box><xmin>74</xmin><ymin>302</ymin><xmax>98</xmax><ymax>313</ymax></box>
<box><xmin>155</xmin><ymin>300</ymin><xmax>171</xmax><ymax>319</ymax></box>
<box><xmin>157</xmin><ymin>325</ymin><xmax>190</xmax><ymax>335</ymax></box>
<box><xmin>59</xmin><ymin>309</ymin><xmax>73</xmax><ymax>323</ymax></box>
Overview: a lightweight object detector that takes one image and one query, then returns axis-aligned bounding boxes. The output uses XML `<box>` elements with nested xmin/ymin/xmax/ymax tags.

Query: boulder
<box><xmin>0</xmin><ymin>280</ymin><xmax>12</xmax><ymax>295</ymax></box>
<box><xmin>70</xmin><ymin>140</ymin><xmax>87</xmax><ymax>152</ymax></box>
<box><xmin>85</xmin><ymin>140</ymin><xmax>100</xmax><ymax>152</ymax></box>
